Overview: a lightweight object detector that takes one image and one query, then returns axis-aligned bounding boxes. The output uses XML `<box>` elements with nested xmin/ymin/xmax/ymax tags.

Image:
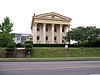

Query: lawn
<box><xmin>31</xmin><ymin>47</ymin><xmax>100</xmax><ymax>58</ymax></box>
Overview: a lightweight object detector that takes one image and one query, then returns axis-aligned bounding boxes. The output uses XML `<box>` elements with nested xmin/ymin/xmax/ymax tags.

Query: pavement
<box><xmin>0</xmin><ymin>61</ymin><xmax>100</xmax><ymax>75</ymax></box>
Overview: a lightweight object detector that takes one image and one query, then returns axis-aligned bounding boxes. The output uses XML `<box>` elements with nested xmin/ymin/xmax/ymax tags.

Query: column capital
<box><xmin>43</xmin><ymin>23</ymin><xmax>46</xmax><ymax>27</ymax></box>
<box><xmin>34</xmin><ymin>23</ymin><xmax>37</xmax><ymax>26</ymax></box>
<box><xmin>60</xmin><ymin>24</ymin><xmax>63</xmax><ymax>27</ymax></box>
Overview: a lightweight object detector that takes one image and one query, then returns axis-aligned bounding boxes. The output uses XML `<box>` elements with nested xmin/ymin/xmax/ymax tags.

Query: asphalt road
<box><xmin>0</xmin><ymin>61</ymin><xmax>100</xmax><ymax>75</ymax></box>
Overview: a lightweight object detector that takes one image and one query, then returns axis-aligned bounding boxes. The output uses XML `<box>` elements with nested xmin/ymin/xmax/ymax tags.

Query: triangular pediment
<box><xmin>34</xmin><ymin>12</ymin><xmax>71</xmax><ymax>21</ymax></box>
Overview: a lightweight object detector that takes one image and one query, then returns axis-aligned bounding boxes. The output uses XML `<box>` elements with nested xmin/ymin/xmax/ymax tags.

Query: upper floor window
<box><xmin>46</xmin><ymin>27</ymin><xmax>48</xmax><ymax>32</ymax></box>
<box><xmin>37</xmin><ymin>27</ymin><xmax>40</xmax><ymax>31</ymax></box>
<box><xmin>54</xmin><ymin>28</ymin><xmax>57</xmax><ymax>32</ymax></box>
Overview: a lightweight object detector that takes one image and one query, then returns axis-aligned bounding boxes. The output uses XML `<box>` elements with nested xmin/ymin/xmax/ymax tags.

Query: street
<box><xmin>0</xmin><ymin>61</ymin><xmax>100</xmax><ymax>75</ymax></box>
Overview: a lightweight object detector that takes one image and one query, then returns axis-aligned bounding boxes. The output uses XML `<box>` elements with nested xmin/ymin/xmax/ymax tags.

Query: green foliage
<box><xmin>81</xmin><ymin>39</ymin><xmax>100</xmax><ymax>47</ymax></box>
<box><xmin>25</xmin><ymin>41</ymin><xmax>33</xmax><ymax>45</ymax></box>
<box><xmin>0</xmin><ymin>48</ymin><xmax>6</xmax><ymax>58</ymax></box>
<box><xmin>16</xmin><ymin>43</ymin><xmax>24</xmax><ymax>47</ymax></box>
<box><xmin>33</xmin><ymin>44</ymin><xmax>65</xmax><ymax>47</ymax></box>
<box><xmin>25</xmin><ymin>43</ymin><xmax>33</xmax><ymax>48</ymax></box>
<box><xmin>6</xmin><ymin>42</ymin><xmax>16</xmax><ymax>51</ymax></box>
<box><xmin>0</xmin><ymin>37</ymin><xmax>9</xmax><ymax>47</ymax></box>
<box><xmin>65</xmin><ymin>26</ymin><xmax>100</xmax><ymax>46</ymax></box>
<box><xmin>7</xmin><ymin>42</ymin><xmax>16</xmax><ymax>48</ymax></box>
<box><xmin>32</xmin><ymin>44</ymin><xmax>79</xmax><ymax>47</ymax></box>
<box><xmin>0</xmin><ymin>17</ymin><xmax>14</xmax><ymax>47</ymax></box>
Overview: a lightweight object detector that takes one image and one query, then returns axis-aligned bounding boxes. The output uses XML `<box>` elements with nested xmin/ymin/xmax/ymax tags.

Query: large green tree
<box><xmin>65</xmin><ymin>26</ymin><xmax>100</xmax><ymax>46</ymax></box>
<box><xmin>0</xmin><ymin>17</ymin><xmax>14</xmax><ymax>47</ymax></box>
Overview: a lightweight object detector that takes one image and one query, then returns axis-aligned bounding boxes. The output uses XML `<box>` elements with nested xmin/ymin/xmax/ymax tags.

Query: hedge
<box><xmin>32</xmin><ymin>44</ymin><xmax>79</xmax><ymax>47</ymax></box>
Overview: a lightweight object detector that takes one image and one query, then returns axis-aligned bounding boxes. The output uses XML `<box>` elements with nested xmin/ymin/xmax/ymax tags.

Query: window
<box><xmin>37</xmin><ymin>27</ymin><xmax>40</xmax><ymax>31</ymax></box>
<box><xmin>62</xmin><ymin>28</ymin><xmax>65</xmax><ymax>32</ymax></box>
<box><xmin>46</xmin><ymin>36</ymin><xmax>48</xmax><ymax>40</ymax></box>
<box><xmin>54</xmin><ymin>36</ymin><xmax>57</xmax><ymax>41</ymax></box>
<box><xmin>37</xmin><ymin>36</ymin><xmax>40</xmax><ymax>40</ymax></box>
<box><xmin>51</xmin><ymin>16</ymin><xmax>55</xmax><ymax>18</ymax></box>
<box><xmin>46</xmin><ymin>27</ymin><xmax>48</xmax><ymax>32</ymax></box>
<box><xmin>54</xmin><ymin>28</ymin><xmax>56</xmax><ymax>32</ymax></box>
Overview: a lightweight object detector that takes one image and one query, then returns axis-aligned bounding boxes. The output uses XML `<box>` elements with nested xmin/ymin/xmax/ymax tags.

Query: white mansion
<box><xmin>31</xmin><ymin>12</ymin><xmax>72</xmax><ymax>44</ymax></box>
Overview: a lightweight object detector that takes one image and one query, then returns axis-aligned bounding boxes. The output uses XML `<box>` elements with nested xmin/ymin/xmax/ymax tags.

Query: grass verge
<box><xmin>0</xmin><ymin>57</ymin><xmax>100</xmax><ymax>62</ymax></box>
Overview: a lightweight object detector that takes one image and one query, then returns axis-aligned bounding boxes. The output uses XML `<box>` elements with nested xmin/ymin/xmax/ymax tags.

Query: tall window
<box><xmin>37</xmin><ymin>27</ymin><xmax>40</xmax><ymax>31</ymax></box>
<box><xmin>37</xmin><ymin>36</ymin><xmax>40</xmax><ymax>40</ymax></box>
<box><xmin>46</xmin><ymin>36</ymin><xmax>48</xmax><ymax>40</ymax></box>
<box><xmin>54</xmin><ymin>36</ymin><xmax>57</xmax><ymax>41</ymax></box>
<box><xmin>46</xmin><ymin>27</ymin><xmax>48</xmax><ymax>32</ymax></box>
<box><xmin>54</xmin><ymin>28</ymin><xmax>57</xmax><ymax>32</ymax></box>
<box><xmin>62</xmin><ymin>28</ymin><xmax>65</xmax><ymax>32</ymax></box>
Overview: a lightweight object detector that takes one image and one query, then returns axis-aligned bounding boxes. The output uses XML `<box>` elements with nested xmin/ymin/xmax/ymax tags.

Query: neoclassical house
<box><xmin>31</xmin><ymin>12</ymin><xmax>72</xmax><ymax>44</ymax></box>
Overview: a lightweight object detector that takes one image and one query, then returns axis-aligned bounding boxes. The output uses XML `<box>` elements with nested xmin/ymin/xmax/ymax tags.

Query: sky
<box><xmin>0</xmin><ymin>0</ymin><xmax>100</xmax><ymax>34</ymax></box>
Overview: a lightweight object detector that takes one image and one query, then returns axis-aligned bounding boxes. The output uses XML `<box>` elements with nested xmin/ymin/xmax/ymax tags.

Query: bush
<box><xmin>25</xmin><ymin>43</ymin><xmax>33</xmax><ymax>55</ymax></box>
<box><xmin>90</xmin><ymin>39</ymin><xmax>100</xmax><ymax>47</ymax></box>
<box><xmin>16</xmin><ymin>43</ymin><xmax>24</xmax><ymax>47</ymax></box>
<box><xmin>25</xmin><ymin>43</ymin><xmax>33</xmax><ymax>48</ymax></box>
<box><xmin>0</xmin><ymin>48</ymin><xmax>6</xmax><ymax>58</ymax></box>
<box><xmin>32</xmin><ymin>44</ymin><xmax>64</xmax><ymax>47</ymax></box>
<box><xmin>81</xmin><ymin>39</ymin><xmax>100</xmax><ymax>47</ymax></box>
<box><xmin>32</xmin><ymin>44</ymin><xmax>79</xmax><ymax>47</ymax></box>
<box><xmin>25</xmin><ymin>41</ymin><xmax>33</xmax><ymax>45</ymax></box>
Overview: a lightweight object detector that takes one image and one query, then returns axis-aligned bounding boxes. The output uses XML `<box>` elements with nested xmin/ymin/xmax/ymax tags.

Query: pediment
<box><xmin>34</xmin><ymin>12</ymin><xmax>71</xmax><ymax>21</ymax></box>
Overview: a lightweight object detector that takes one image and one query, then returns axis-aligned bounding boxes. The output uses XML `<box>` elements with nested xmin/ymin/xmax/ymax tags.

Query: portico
<box><xmin>31</xmin><ymin>12</ymin><xmax>71</xmax><ymax>44</ymax></box>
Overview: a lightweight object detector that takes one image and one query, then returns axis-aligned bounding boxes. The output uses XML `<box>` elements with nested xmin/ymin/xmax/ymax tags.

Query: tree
<box><xmin>0</xmin><ymin>17</ymin><xmax>14</xmax><ymax>47</ymax></box>
<box><xmin>85</xmin><ymin>26</ymin><xmax>100</xmax><ymax>42</ymax></box>
<box><xmin>65</xmin><ymin>26</ymin><xmax>100</xmax><ymax>46</ymax></box>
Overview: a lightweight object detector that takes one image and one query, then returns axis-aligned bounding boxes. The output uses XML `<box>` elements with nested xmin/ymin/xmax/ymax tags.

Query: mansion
<box><xmin>31</xmin><ymin>12</ymin><xmax>72</xmax><ymax>44</ymax></box>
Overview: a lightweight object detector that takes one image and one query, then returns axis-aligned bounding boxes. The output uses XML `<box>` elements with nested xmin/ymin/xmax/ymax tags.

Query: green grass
<box><xmin>68</xmin><ymin>47</ymin><xmax>100</xmax><ymax>57</ymax></box>
<box><xmin>31</xmin><ymin>47</ymin><xmax>100</xmax><ymax>58</ymax></box>
<box><xmin>1</xmin><ymin>57</ymin><xmax>100</xmax><ymax>62</ymax></box>
<box><xmin>32</xmin><ymin>47</ymin><xmax>65</xmax><ymax>58</ymax></box>
<box><xmin>0</xmin><ymin>48</ymin><xmax>6</xmax><ymax>58</ymax></box>
<box><xmin>0</xmin><ymin>47</ymin><xmax>100</xmax><ymax>61</ymax></box>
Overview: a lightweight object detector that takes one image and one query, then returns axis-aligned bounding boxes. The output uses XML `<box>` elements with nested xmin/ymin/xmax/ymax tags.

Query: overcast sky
<box><xmin>0</xmin><ymin>0</ymin><xmax>100</xmax><ymax>34</ymax></box>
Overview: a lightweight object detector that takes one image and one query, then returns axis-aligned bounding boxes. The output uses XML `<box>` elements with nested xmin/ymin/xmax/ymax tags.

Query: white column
<box><xmin>59</xmin><ymin>24</ymin><xmax>62</xmax><ymax>44</ymax></box>
<box><xmin>51</xmin><ymin>24</ymin><xmax>54</xmax><ymax>44</ymax></box>
<box><xmin>65</xmin><ymin>25</ymin><xmax>68</xmax><ymax>33</ymax></box>
<box><xmin>33</xmin><ymin>23</ymin><xmax>37</xmax><ymax>43</ymax></box>
<box><xmin>43</xmin><ymin>23</ymin><xmax>46</xmax><ymax>43</ymax></box>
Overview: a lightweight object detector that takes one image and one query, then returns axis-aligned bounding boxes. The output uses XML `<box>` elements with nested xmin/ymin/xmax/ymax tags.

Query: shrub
<box><xmin>16</xmin><ymin>43</ymin><xmax>24</xmax><ymax>47</ymax></box>
<box><xmin>90</xmin><ymin>39</ymin><xmax>100</xmax><ymax>47</ymax></box>
<box><xmin>25</xmin><ymin>43</ymin><xmax>33</xmax><ymax>48</ymax></box>
<box><xmin>32</xmin><ymin>44</ymin><xmax>79</xmax><ymax>47</ymax></box>
<box><xmin>25</xmin><ymin>43</ymin><xmax>33</xmax><ymax>55</ymax></box>
<box><xmin>25</xmin><ymin>41</ymin><xmax>33</xmax><ymax>45</ymax></box>
<box><xmin>0</xmin><ymin>48</ymin><xmax>6</xmax><ymax>58</ymax></box>
<box><xmin>81</xmin><ymin>39</ymin><xmax>100</xmax><ymax>47</ymax></box>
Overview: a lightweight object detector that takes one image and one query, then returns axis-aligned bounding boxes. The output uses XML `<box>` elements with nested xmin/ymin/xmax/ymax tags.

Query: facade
<box><xmin>14</xmin><ymin>33</ymin><xmax>32</xmax><ymax>44</ymax></box>
<box><xmin>31</xmin><ymin>12</ymin><xmax>72</xmax><ymax>44</ymax></box>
